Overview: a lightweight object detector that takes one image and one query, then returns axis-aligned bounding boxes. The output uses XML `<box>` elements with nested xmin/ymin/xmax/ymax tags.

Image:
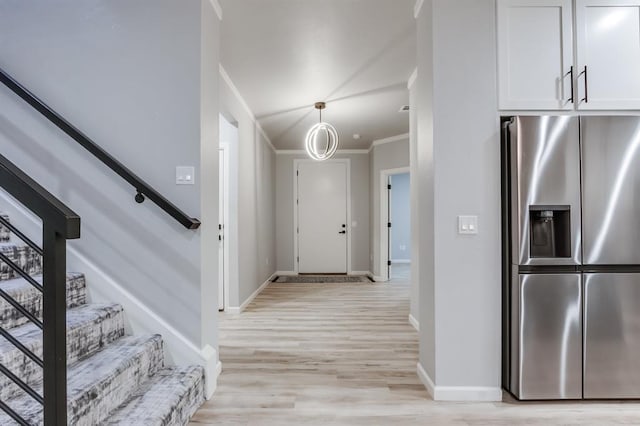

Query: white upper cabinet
<box><xmin>498</xmin><ymin>0</ymin><xmax>574</xmax><ymax>110</ymax></box>
<box><xmin>575</xmin><ymin>1</ymin><xmax>640</xmax><ymax>109</ymax></box>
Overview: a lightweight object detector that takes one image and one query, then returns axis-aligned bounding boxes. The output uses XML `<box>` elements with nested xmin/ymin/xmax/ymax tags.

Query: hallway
<box><xmin>190</xmin><ymin>273</ymin><xmax>640</xmax><ymax>426</ymax></box>
<box><xmin>191</xmin><ymin>274</ymin><xmax>423</xmax><ymax>425</ymax></box>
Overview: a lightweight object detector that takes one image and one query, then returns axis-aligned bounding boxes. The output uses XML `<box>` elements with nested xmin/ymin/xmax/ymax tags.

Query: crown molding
<box><xmin>209</xmin><ymin>0</ymin><xmax>223</xmax><ymax>20</ymax></box>
<box><xmin>408</xmin><ymin>68</ymin><xmax>418</xmax><ymax>89</ymax></box>
<box><xmin>337</xmin><ymin>149</ymin><xmax>370</xmax><ymax>154</ymax></box>
<box><xmin>256</xmin><ymin>125</ymin><xmax>276</xmax><ymax>152</ymax></box>
<box><xmin>275</xmin><ymin>150</ymin><xmax>305</xmax><ymax>155</ymax></box>
<box><xmin>219</xmin><ymin>65</ymin><xmax>276</xmax><ymax>152</ymax></box>
<box><xmin>414</xmin><ymin>0</ymin><xmax>425</xmax><ymax>19</ymax></box>
<box><xmin>369</xmin><ymin>133</ymin><xmax>410</xmax><ymax>151</ymax></box>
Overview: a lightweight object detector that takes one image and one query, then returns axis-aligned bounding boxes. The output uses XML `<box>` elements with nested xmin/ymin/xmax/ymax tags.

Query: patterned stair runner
<box><xmin>0</xmin><ymin>211</ymin><xmax>205</xmax><ymax>425</ymax></box>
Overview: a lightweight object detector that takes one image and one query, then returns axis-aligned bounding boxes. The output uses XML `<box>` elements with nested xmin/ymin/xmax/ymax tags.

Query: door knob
<box><xmin>339</xmin><ymin>230</ymin><xmax>346</xmax><ymax>234</ymax></box>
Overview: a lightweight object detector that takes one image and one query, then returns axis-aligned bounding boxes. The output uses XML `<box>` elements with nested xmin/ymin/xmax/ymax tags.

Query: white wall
<box><xmin>416</xmin><ymin>0</ymin><xmax>437</xmax><ymax>381</ymax></box>
<box><xmin>276</xmin><ymin>153</ymin><xmax>370</xmax><ymax>273</ymax></box>
<box><xmin>369</xmin><ymin>138</ymin><xmax>410</xmax><ymax>276</ymax></box>
<box><xmin>219</xmin><ymin>69</ymin><xmax>277</xmax><ymax>308</ymax></box>
<box><xmin>0</xmin><ymin>0</ymin><xmax>220</xmax><ymax>392</ymax></box>
<box><xmin>416</xmin><ymin>0</ymin><xmax>502</xmax><ymax>400</ymax></box>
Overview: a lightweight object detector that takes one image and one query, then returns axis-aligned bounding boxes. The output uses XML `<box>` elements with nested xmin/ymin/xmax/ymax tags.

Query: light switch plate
<box><xmin>458</xmin><ymin>215</ymin><xmax>478</xmax><ymax>235</ymax></box>
<box><xmin>176</xmin><ymin>166</ymin><xmax>195</xmax><ymax>185</ymax></box>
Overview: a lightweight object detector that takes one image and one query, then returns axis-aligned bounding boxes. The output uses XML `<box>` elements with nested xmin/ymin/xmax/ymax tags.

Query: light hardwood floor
<box><xmin>191</xmin><ymin>270</ymin><xmax>640</xmax><ymax>425</ymax></box>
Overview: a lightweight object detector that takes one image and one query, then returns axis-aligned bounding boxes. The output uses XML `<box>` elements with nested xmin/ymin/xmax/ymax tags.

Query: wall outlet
<box><xmin>176</xmin><ymin>166</ymin><xmax>195</xmax><ymax>185</ymax></box>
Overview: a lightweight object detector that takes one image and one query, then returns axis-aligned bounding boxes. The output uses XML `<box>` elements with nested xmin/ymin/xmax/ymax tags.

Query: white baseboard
<box><xmin>408</xmin><ymin>313</ymin><xmax>420</xmax><ymax>331</ymax></box>
<box><xmin>211</xmin><ymin>360</ymin><xmax>222</xmax><ymax>400</ymax></box>
<box><xmin>226</xmin><ymin>273</ymin><xmax>274</xmax><ymax>314</ymax></box>
<box><xmin>417</xmin><ymin>362</ymin><xmax>435</xmax><ymax>399</ymax></box>
<box><xmin>71</xmin><ymin>249</ymin><xmax>220</xmax><ymax>398</ymax></box>
<box><xmin>417</xmin><ymin>362</ymin><xmax>502</xmax><ymax>402</ymax></box>
<box><xmin>367</xmin><ymin>272</ymin><xmax>387</xmax><ymax>282</ymax></box>
<box><xmin>0</xmin><ymin>190</ymin><xmax>221</xmax><ymax>399</ymax></box>
<box><xmin>203</xmin><ymin>359</ymin><xmax>222</xmax><ymax>400</ymax></box>
<box><xmin>349</xmin><ymin>270</ymin><xmax>370</xmax><ymax>275</ymax></box>
<box><xmin>391</xmin><ymin>259</ymin><xmax>411</xmax><ymax>264</ymax></box>
<box><xmin>275</xmin><ymin>270</ymin><xmax>296</xmax><ymax>276</ymax></box>
<box><xmin>434</xmin><ymin>385</ymin><xmax>502</xmax><ymax>402</ymax></box>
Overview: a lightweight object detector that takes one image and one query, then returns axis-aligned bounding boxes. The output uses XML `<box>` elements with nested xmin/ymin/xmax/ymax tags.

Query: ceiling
<box><xmin>219</xmin><ymin>0</ymin><xmax>416</xmax><ymax>150</ymax></box>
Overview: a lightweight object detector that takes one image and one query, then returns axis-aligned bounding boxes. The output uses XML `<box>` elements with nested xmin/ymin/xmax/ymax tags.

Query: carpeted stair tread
<box><xmin>0</xmin><ymin>272</ymin><xmax>86</xmax><ymax>330</ymax></box>
<box><xmin>104</xmin><ymin>365</ymin><xmax>205</xmax><ymax>425</ymax></box>
<box><xmin>0</xmin><ymin>214</ymin><xmax>9</xmax><ymax>242</ymax></box>
<box><xmin>0</xmin><ymin>303</ymin><xmax>125</xmax><ymax>401</ymax></box>
<box><xmin>0</xmin><ymin>334</ymin><xmax>165</xmax><ymax>426</ymax></box>
<box><xmin>0</xmin><ymin>242</ymin><xmax>43</xmax><ymax>281</ymax></box>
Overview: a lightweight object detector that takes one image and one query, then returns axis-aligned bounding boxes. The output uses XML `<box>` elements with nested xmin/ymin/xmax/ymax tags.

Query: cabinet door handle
<box><xmin>566</xmin><ymin>66</ymin><xmax>574</xmax><ymax>104</ymax></box>
<box><xmin>580</xmin><ymin>66</ymin><xmax>588</xmax><ymax>104</ymax></box>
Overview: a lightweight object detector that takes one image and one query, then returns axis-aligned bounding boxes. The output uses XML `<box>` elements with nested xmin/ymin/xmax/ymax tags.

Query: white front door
<box><xmin>297</xmin><ymin>161</ymin><xmax>348</xmax><ymax>274</ymax></box>
<box><xmin>218</xmin><ymin>149</ymin><xmax>225</xmax><ymax>311</ymax></box>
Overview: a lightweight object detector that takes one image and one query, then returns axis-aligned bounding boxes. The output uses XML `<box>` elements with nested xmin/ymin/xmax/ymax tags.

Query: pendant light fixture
<box><xmin>305</xmin><ymin>102</ymin><xmax>339</xmax><ymax>161</ymax></box>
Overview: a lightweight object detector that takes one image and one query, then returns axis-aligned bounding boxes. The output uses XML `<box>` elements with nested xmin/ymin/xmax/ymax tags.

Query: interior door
<box><xmin>386</xmin><ymin>176</ymin><xmax>391</xmax><ymax>280</ymax></box>
<box><xmin>218</xmin><ymin>149</ymin><xmax>225</xmax><ymax>311</ymax></box>
<box><xmin>297</xmin><ymin>161</ymin><xmax>348</xmax><ymax>274</ymax></box>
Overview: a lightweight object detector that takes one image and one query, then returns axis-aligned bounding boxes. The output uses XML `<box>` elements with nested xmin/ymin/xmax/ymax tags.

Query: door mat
<box><xmin>273</xmin><ymin>275</ymin><xmax>374</xmax><ymax>283</ymax></box>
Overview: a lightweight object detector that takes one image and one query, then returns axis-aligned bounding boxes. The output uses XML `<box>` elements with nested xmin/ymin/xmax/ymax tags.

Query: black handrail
<box><xmin>0</xmin><ymin>67</ymin><xmax>201</xmax><ymax>230</ymax></box>
<box><xmin>0</xmin><ymin>152</ymin><xmax>80</xmax><ymax>425</ymax></box>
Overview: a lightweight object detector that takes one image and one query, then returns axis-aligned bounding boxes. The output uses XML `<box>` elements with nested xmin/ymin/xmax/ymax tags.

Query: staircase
<box><xmin>0</xmin><ymin>213</ymin><xmax>205</xmax><ymax>425</ymax></box>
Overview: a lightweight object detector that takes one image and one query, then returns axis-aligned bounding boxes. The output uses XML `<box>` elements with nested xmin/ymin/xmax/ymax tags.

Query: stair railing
<box><xmin>0</xmin><ymin>153</ymin><xmax>80</xmax><ymax>425</ymax></box>
<box><xmin>0</xmin><ymin>66</ymin><xmax>200</xmax><ymax>230</ymax></box>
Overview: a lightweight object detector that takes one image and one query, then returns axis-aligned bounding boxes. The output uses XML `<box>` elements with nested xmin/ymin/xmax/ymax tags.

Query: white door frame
<box><xmin>380</xmin><ymin>167</ymin><xmax>410</xmax><ymax>281</ymax></box>
<box><xmin>219</xmin><ymin>144</ymin><xmax>230</xmax><ymax>310</ymax></box>
<box><xmin>293</xmin><ymin>158</ymin><xmax>352</xmax><ymax>274</ymax></box>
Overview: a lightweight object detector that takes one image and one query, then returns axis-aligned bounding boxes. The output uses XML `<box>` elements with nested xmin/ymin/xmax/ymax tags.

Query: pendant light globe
<box><xmin>305</xmin><ymin>102</ymin><xmax>339</xmax><ymax>161</ymax></box>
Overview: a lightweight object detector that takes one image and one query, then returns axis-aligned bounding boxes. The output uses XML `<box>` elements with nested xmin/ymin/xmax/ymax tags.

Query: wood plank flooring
<box><xmin>190</xmin><ymin>269</ymin><xmax>640</xmax><ymax>425</ymax></box>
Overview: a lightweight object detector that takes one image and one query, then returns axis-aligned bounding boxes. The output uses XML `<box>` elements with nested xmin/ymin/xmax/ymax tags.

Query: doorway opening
<box><xmin>380</xmin><ymin>168</ymin><xmax>411</xmax><ymax>281</ymax></box>
<box><xmin>218</xmin><ymin>113</ymin><xmax>238</xmax><ymax>311</ymax></box>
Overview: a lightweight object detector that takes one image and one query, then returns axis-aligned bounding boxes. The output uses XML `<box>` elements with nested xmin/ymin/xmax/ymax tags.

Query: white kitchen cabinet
<box><xmin>497</xmin><ymin>0</ymin><xmax>574</xmax><ymax>110</ymax></box>
<box><xmin>575</xmin><ymin>1</ymin><xmax>640</xmax><ymax>109</ymax></box>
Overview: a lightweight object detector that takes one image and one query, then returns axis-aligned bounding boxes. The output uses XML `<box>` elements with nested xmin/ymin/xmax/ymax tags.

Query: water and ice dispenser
<box><xmin>529</xmin><ymin>206</ymin><xmax>571</xmax><ymax>258</ymax></box>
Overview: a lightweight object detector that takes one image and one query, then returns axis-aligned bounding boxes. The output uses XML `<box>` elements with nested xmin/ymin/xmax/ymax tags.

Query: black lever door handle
<box><xmin>338</xmin><ymin>230</ymin><xmax>346</xmax><ymax>234</ymax></box>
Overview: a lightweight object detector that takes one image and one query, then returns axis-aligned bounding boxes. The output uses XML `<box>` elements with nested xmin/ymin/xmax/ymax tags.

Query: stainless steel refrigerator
<box><xmin>502</xmin><ymin>115</ymin><xmax>640</xmax><ymax>400</ymax></box>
